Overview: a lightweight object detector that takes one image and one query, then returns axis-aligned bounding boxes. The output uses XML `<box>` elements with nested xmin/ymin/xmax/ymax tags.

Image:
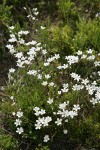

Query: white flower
<box><xmin>47</xmin><ymin>98</ymin><xmax>53</xmax><ymax>104</ymax></box>
<box><xmin>39</xmin><ymin>109</ymin><xmax>46</xmax><ymax>115</ymax></box>
<box><xmin>35</xmin><ymin>122</ymin><xmax>42</xmax><ymax>129</ymax></box>
<box><xmin>45</xmin><ymin>74</ymin><xmax>51</xmax><ymax>79</ymax></box>
<box><xmin>98</xmin><ymin>71</ymin><xmax>100</xmax><ymax>76</ymax></box>
<box><xmin>57</xmin><ymin>66</ymin><xmax>62</xmax><ymax>69</ymax></box>
<box><xmin>43</xmin><ymin>116</ymin><xmax>52</xmax><ymax>127</ymax></box>
<box><xmin>23</xmin><ymin>7</ymin><xmax>26</xmax><ymax>10</ymax></box>
<box><xmin>34</xmin><ymin>111</ymin><xmax>40</xmax><ymax>116</ymax></box>
<box><xmin>9</xmin><ymin>26</ymin><xmax>14</xmax><ymax>30</ymax></box>
<box><xmin>73</xmin><ymin>104</ymin><xmax>80</xmax><ymax>111</ymax></box>
<box><xmin>48</xmin><ymin>82</ymin><xmax>54</xmax><ymax>87</ymax></box>
<box><xmin>90</xmin><ymin>98</ymin><xmax>98</xmax><ymax>105</ymax></box>
<box><xmin>44</xmin><ymin>62</ymin><xmax>50</xmax><ymax>66</ymax></box>
<box><xmin>44</xmin><ymin>135</ymin><xmax>49</xmax><ymax>142</ymax></box>
<box><xmin>63</xmin><ymin>83</ymin><xmax>68</xmax><ymax>89</ymax></box>
<box><xmin>14</xmin><ymin>119</ymin><xmax>22</xmax><ymax>126</ymax></box>
<box><xmin>63</xmin><ymin>129</ymin><xmax>68</xmax><ymax>134</ymax></box>
<box><xmin>61</xmin><ymin>88</ymin><xmax>68</xmax><ymax>93</ymax></box>
<box><xmin>9</xmin><ymin>48</ymin><xmax>16</xmax><ymax>54</ymax></box>
<box><xmin>72</xmin><ymin>84</ymin><xmax>84</xmax><ymax>91</ymax></box>
<box><xmin>76</xmin><ymin>50</ymin><xmax>82</xmax><ymax>55</ymax></box>
<box><xmin>33</xmin><ymin>8</ymin><xmax>37</xmax><ymax>11</ymax></box>
<box><xmin>58</xmin><ymin>91</ymin><xmax>61</xmax><ymax>94</ymax></box>
<box><xmin>35</xmin><ymin>116</ymin><xmax>52</xmax><ymax>129</ymax></box>
<box><xmin>41</xmin><ymin>81</ymin><xmax>48</xmax><ymax>86</ymax></box>
<box><xmin>6</xmin><ymin>44</ymin><xmax>13</xmax><ymax>49</ymax></box>
<box><xmin>16</xmin><ymin>127</ymin><xmax>23</xmax><ymax>134</ymax></box>
<box><xmin>10</xmin><ymin>34</ymin><xmax>16</xmax><ymax>38</ymax></box>
<box><xmin>69</xmin><ymin>111</ymin><xmax>77</xmax><ymax>118</ymax></box>
<box><xmin>87</xmin><ymin>49</ymin><xmax>93</xmax><ymax>54</ymax></box>
<box><xmin>40</xmin><ymin>26</ymin><xmax>45</xmax><ymax>30</ymax></box>
<box><xmin>94</xmin><ymin>61</ymin><xmax>100</xmax><ymax>66</ymax></box>
<box><xmin>62</xmin><ymin>64</ymin><xmax>68</xmax><ymax>69</ymax></box>
<box><xmin>47</xmin><ymin>57</ymin><xmax>54</xmax><ymax>62</ymax></box>
<box><xmin>16</xmin><ymin>111</ymin><xmax>23</xmax><ymax>118</ymax></box>
<box><xmin>81</xmin><ymin>54</ymin><xmax>87</xmax><ymax>59</ymax></box>
<box><xmin>34</xmin><ymin>107</ymin><xmax>45</xmax><ymax>116</ymax></box>
<box><xmin>9</xmin><ymin>38</ymin><xmax>17</xmax><ymax>43</ymax></box>
<box><xmin>34</xmin><ymin>12</ymin><xmax>39</xmax><ymax>16</ymax></box>
<box><xmin>18</xmin><ymin>30</ymin><xmax>29</xmax><ymax>35</ymax></box>
<box><xmin>95</xmin><ymin>13</ymin><xmax>100</xmax><ymax>18</ymax></box>
<box><xmin>55</xmin><ymin>118</ymin><xmax>62</xmax><ymax>126</ymax></box>
<box><xmin>10</xmin><ymin>96</ymin><xmax>14</xmax><ymax>100</ymax></box>
<box><xmin>54</xmin><ymin>54</ymin><xmax>60</xmax><ymax>59</ymax></box>
<box><xmin>70</xmin><ymin>73</ymin><xmax>80</xmax><ymax>81</ymax></box>
<box><xmin>81</xmin><ymin>78</ymin><xmax>89</xmax><ymax>85</ymax></box>
<box><xmin>15</xmin><ymin>52</ymin><xmax>23</xmax><ymax>59</ymax></box>
<box><xmin>19</xmin><ymin>39</ymin><xmax>25</xmax><ymax>44</ymax></box>
<box><xmin>12</xmin><ymin>112</ymin><xmax>16</xmax><ymax>116</ymax></box>
<box><xmin>59</xmin><ymin>102</ymin><xmax>67</xmax><ymax>110</ymax></box>
<box><xmin>36</xmin><ymin>43</ymin><xmax>41</xmax><ymax>46</ymax></box>
<box><xmin>37</xmin><ymin>74</ymin><xmax>42</xmax><ymax>79</ymax></box>
<box><xmin>42</xmin><ymin>50</ymin><xmax>47</xmax><ymax>54</ymax></box>
<box><xmin>27</xmin><ymin>70</ymin><xmax>37</xmax><ymax>76</ymax></box>
<box><xmin>87</xmin><ymin>55</ymin><xmax>95</xmax><ymax>60</ymax></box>
<box><xmin>65</xmin><ymin>56</ymin><xmax>79</xmax><ymax>65</ymax></box>
<box><xmin>65</xmin><ymin>119</ymin><xmax>68</xmax><ymax>122</ymax></box>
<box><xmin>9</xmin><ymin>68</ymin><xmax>15</xmax><ymax>73</ymax></box>
<box><xmin>24</xmin><ymin>60</ymin><xmax>30</xmax><ymax>65</ymax></box>
<box><xmin>95</xmin><ymin>91</ymin><xmax>100</xmax><ymax>100</ymax></box>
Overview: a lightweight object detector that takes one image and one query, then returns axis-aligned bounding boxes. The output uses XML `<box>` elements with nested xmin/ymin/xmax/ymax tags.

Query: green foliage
<box><xmin>57</xmin><ymin>0</ymin><xmax>78</xmax><ymax>25</ymax></box>
<box><xmin>39</xmin><ymin>24</ymin><xmax>74</xmax><ymax>55</ymax></box>
<box><xmin>73</xmin><ymin>19</ymin><xmax>100</xmax><ymax>52</ymax></box>
<box><xmin>0</xmin><ymin>134</ymin><xmax>18</xmax><ymax>150</ymax></box>
<box><xmin>0</xmin><ymin>3</ymin><xmax>12</xmax><ymax>25</ymax></box>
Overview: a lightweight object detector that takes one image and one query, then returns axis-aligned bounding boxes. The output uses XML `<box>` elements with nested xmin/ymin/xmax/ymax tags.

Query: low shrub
<box><xmin>1</xmin><ymin>25</ymin><xmax>100</xmax><ymax>149</ymax></box>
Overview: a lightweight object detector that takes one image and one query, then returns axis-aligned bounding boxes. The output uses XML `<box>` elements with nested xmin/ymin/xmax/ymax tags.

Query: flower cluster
<box><xmin>12</xmin><ymin>110</ymin><xmax>24</xmax><ymax>134</ymax></box>
<box><xmin>6</xmin><ymin>23</ymin><xmax>100</xmax><ymax>143</ymax></box>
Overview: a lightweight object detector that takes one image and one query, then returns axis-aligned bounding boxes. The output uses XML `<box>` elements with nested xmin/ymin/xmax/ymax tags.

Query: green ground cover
<box><xmin>0</xmin><ymin>0</ymin><xmax>100</xmax><ymax>149</ymax></box>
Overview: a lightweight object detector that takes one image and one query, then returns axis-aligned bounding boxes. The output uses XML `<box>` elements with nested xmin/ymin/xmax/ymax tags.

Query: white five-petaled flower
<box><xmin>58</xmin><ymin>91</ymin><xmax>61</xmax><ymax>94</ymax></box>
<box><xmin>87</xmin><ymin>49</ymin><xmax>93</xmax><ymax>54</ymax></box>
<box><xmin>59</xmin><ymin>102</ymin><xmax>67</xmax><ymax>110</ymax></box>
<box><xmin>70</xmin><ymin>73</ymin><xmax>80</xmax><ymax>81</ymax></box>
<box><xmin>14</xmin><ymin>119</ymin><xmax>22</xmax><ymax>126</ymax></box>
<box><xmin>43</xmin><ymin>135</ymin><xmax>50</xmax><ymax>142</ymax></box>
<box><xmin>73</xmin><ymin>104</ymin><xmax>80</xmax><ymax>111</ymax></box>
<box><xmin>55</xmin><ymin>118</ymin><xmax>62</xmax><ymax>126</ymax></box>
<box><xmin>44</xmin><ymin>62</ymin><xmax>50</xmax><ymax>66</ymax></box>
<box><xmin>81</xmin><ymin>78</ymin><xmax>89</xmax><ymax>85</ymax></box>
<box><xmin>34</xmin><ymin>107</ymin><xmax>46</xmax><ymax>116</ymax></box>
<box><xmin>16</xmin><ymin>111</ymin><xmax>23</xmax><ymax>118</ymax></box>
<box><xmin>42</xmin><ymin>50</ymin><xmax>47</xmax><ymax>54</ymax></box>
<box><xmin>45</xmin><ymin>74</ymin><xmax>51</xmax><ymax>79</ymax></box>
<box><xmin>48</xmin><ymin>82</ymin><xmax>54</xmax><ymax>87</ymax></box>
<box><xmin>76</xmin><ymin>50</ymin><xmax>82</xmax><ymax>55</ymax></box>
<box><xmin>9</xmin><ymin>68</ymin><xmax>15</xmax><ymax>73</ymax></box>
<box><xmin>40</xmin><ymin>26</ymin><xmax>45</xmax><ymax>30</ymax></box>
<box><xmin>16</xmin><ymin>127</ymin><xmax>23</xmax><ymax>134</ymax></box>
<box><xmin>15</xmin><ymin>52</ymin><xmax>23</xmax><ymax>59</ymax></box>
<box><xmin>9</xmin><ymin>26</ymin><xmax>14</xmax><ymax>30</ymax></box>
<box><xmin>47</xmin><ymin>98</ymin><xmax>53</xmax><ymax>104</ymax></box>
<box><xmin>41</xmin><ymin>81</ymin><xmax>48</xmax><ymax>86</ymax></box>
<box><xmin>69</xmin><ymin>111</ymin><xmax>77</xmax><ymax>118</ymax></box>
